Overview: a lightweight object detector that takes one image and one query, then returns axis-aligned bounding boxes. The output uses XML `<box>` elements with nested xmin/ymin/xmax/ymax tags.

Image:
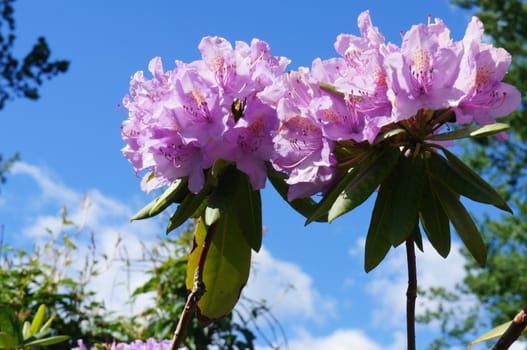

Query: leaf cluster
<box><xmin>0</xmin><ymin>218</ymin><xmax>125</xmax><ymax>349</ymax></box>
<box><xmin>1</xmin><ymin>206</ymin><xmax>277</xmax><ymax>350</ymax></box>
<box><xmin>0</xmin><ymin>304</ymin><xmax>69</xmax><ymax>349</ymax></box>
<box><xmin>418</xmin><ymin>1</ymin><xmax>527</xmax><ymax>348</ymax></box>
<box><xmin>276</xmin><ymin>108</ymin><xmax>511</xmax><ymax>273</ymax></box>
<box><xmin>131</xmin><ymin>230</ymin><xmax>284</xmax><ymax>350</ymax></box>
<box><xmin>133</xmin><ymin>162</ymin><xmax>264</xmax><ymax>324</ymax></box>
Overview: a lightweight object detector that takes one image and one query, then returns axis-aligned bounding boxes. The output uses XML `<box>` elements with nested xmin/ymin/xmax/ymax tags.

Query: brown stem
<box><xmin>170</xmin><ymin>222</ymin><xmax>215</xmax><ymax>350</ymax></box>
<box><xmin>406</xmin><ymin>239</ymin><xmax>417</xmax><ymax>350</ymax></box>
<box><xmin>492</xmin><ymin>306</ymin><xmax>527</xmax><ymax>350</ymax></box>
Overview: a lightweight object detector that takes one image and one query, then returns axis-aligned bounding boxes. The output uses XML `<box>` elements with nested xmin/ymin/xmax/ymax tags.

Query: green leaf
<box><xmin>23</xmin><ymin>335</ymin><xmax>70</xmax><ymax>347</ymax></box>
<box><xmin>419</xmin><ymin>171</ymin><xmax>451</xmax><ymax>258</ymax></box>
<box><xmin>412</xmin><ymin>225</ymin><xmax>424</xmax><ymax>253</ymax></box>
<box><xmin>384</xmin><ymin>154</ymin><xmax>425</xmax><ymax>247</ymax></box>
<box><xmin>28</xmin><ymin>304</ymin><xmax>46</xmax><ymax>339</ymax></box>
<box><xmin>427</xmin><ymin>122</ymin><xmax>510</xmax><ymax>141</ymax></box>
<box><xmin>233</xmin><ymin>173</ymin><xmax>262</xmax><ymax>252</ymax></box>
<box><xmin>364</xmin><ymin>193</ymin><xmax>393</xmax><ymax>272</ymax></box>
<box><xmin>37</xmin><ymin>314</ymin><xmax>55</xmax><ymax>334</ymax></box>
<box><xmin>466</xmin><ymin>320</ymin><xmax>523</xmax><ymax>348</ymax></box>
<box><xmin>186</xmin><ymin>217</ymin><xmax>251</xmax><ymax>324</ymax></box>
<box><xmin>204</xmin><ymin>206</ymin><xmax>221</xmax><ymax>226</ymax></box>
<box><xmin>431</xmin><ymin>148</ymin><xmax>511</xmax><ymax>213</ymax></box>
<box><xmin>210</xmin><ymin>158</ymin><xmax>233</xmax><ymax>181</ymax></box>
<box><xmin>22</xmin><ymin>321</ymin><xmax>30</xmax><ymax>340</ymax></box>
<box><xmin>166</xmin><ymin>188</ymin><xmax>209</xmax><ymax>234</ymax></box>
<box><xmin>372</xmin><ymin>128</ymin><xmax>406</xmax><ymax>145</ymax></box>
<box><xmin>305</xmin><ymin>166</ymin><xmax>360</xmax><ymax>225</ymax></box>
<box><xmin>468</xmin><ymin>123</ymin><xmax>510</xmax><ymax>137</ymax></box>
<box><xmin>328</xmin><ymin>147</ymin><xmax>401</xmax><ymax>223</ymax></box>
<box><xmin>364</xmin><ymin>154</ymin><xmax>425</xmax><ymax>272</ymax></box>
<box><xmin>207</xmin><ymin>167</ymin><xmax>262</xmax><ymax>251</ymax></box>
<box><xmin>266</xmin><ymin>162</ymin><xmax>326</xmax><ymax>222</ymax></box>
<box><xmin>0</xmin><ymin>306</ymin><xmax>20</xmax><ymax>345</ymax></box>
<box><xmin>0</xmin><ymin>331</ymin><xmax>18</xmax><ymax>348</ymax></box>
<box><xmin>131</xmin><ymin>178</ymin><xmax>189</xmax><ymax>221</ymax></box>
<box><xmin>432</xmin><ymin>178</ymin><xmax>487</xmax><ymax>266</ymax></box>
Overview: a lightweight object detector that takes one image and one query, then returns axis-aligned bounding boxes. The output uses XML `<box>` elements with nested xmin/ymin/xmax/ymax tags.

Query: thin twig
<box><xmin>492</xmin><ymin>305</ymin><xmax>527</xmax><ymax>350</ymax></box>
<box><xmin>406</xmin><ymin>239</ymin><xmax>417</xmax><ymax>350</ymax></box>
<box><xmin>170</xmin><ymin>222</ymin><xmax>215</xmax><ymax>350</ymax></box>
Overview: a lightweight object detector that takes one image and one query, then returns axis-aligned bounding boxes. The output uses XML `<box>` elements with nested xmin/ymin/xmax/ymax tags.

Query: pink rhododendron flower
<box><xmin>260</xmin><ymin>10</ymin><xmax>521</xmax><ymax>200</ymax></box>
<box><xmin>384</xmin><ymin>16</ymin><xmax>465</xmax><ymax>121</ymax></box>
<box><xmin>122</xmin><ymin>12</ymin><xmax>521</xmax><ymax>201</ymax></box>
<box><xmin>453</xmin><ymin>16</ymin><xmax>522</xmax><ymax>124</ymax></box>
<box><xmin>122</xmin><ymin>37</ymin><xmax>289</xmax><ymax>193</ymax></box>
<box><xmin>260</xmin><ymin>68</ymin><xmax>337</xmax><ymax>200</ymax></box>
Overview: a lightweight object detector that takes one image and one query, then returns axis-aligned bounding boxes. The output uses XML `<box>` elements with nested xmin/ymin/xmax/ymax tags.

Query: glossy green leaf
<box><xmin>432</xmin><ymin>148</ymin><xmax>511</xmax><ymax>213</ymax></box>
<box><xmin>328</xmin><ymin>147</ymin><xmax>401</xmax><ymax>223</ymax></box>
<box><xmin>186</xmin><ymin>217</ymin><xmax>251</xmax><ymax>324</ymax></box>
<box><xmin>186</xmin><ymin>219</ymin><xmax>207</xmax><ymax>291</ymax></box>
<box><xmin>209</xmin><ymin>158</ymin><xmax>233</xmax><ymax>186</ymax></box>
<box><xmin>427</xmin><ymin>122</ymin><xmax>510</xmax><ymax>141</ymax></box>
<box><xmin>372</xmin><ymin>128</ymin><xmax>406</xmax><ymax>145</ymax></box>
<box><xmin>419</xmin><ymin>173</ymin><xmax>451</xmax><ymax>258</ymax></box>
<box><xmin>0</xmin><ymin>331</ymin><xmax>18</xmax><ymax>348</ymax></box>
<box><xmin>432</xmin><ymin>178</ymin><xmax>487</xmax><ymax>266</ymax></box>
<box><xmin>466</xmin><ymin>320</ymin><xmax>524</xmax><ymax>348</ymax></box>
<box><xmin>166</xmin><ymin>188</ymin><xmax>209</xmax><ymax>234</ymax></box>
<box><xmin>305</xmin><ymin>166</ymin><xmax>360</xmax><ymax>225</ymax></box>
<box><xmin>383</xmin><ymin>155</ymin><xmax>425</xmax><ymax>247</ymax></box>
<box><xmin>364</xmin><ymin>154</ymin><xmax>425</xmax><ymax>272</ymax></box>
<box><xmin>37</xmin><ymin>313</ymin><xmax>54</xmax><ymax>334</ymax></box>
<box><xmin>364</xmin><ymin>192</ymin><xmax>393</xmax><ymax>272</ymax></box>
<box><xmin>22</xmin><ymin>321</ymin><xmax>30</xmax><ymax>340</ymax></box>
<box><xmin>207</xmin><ymin>167</ymin><xmax>262</xmax><ymax>251</ymax></box>
<box><xmin>266</xmin><ymin>162</ymin><xmax>326</xmax><ymax>222</ymax></box>
<box><xmin>412</xmin><ymin>224</ymin><xmax>424</xmax><ymax>253</ymax></box>
<box><xmin>232</xmin><ymin>173</ymin><xmax>262</xmax><ymax>252</ymax></box>
<box><xmin>204</xmin><ymin>206</ymin><xmax>221</xmax><ymax>226</ymax></box>
<box><xmin>23</xmin><ymin>335</ymin><xmax>70</xmax><ymax>347</ymax></box>
<box><xmin>28</xmin><ymin>304</ymin><xmax>46</xmax><ymax>338</ymax></box>
<box><xmin>131</xmin><ymin>178</ymin><xmax>189</xmax><ymax>221</ymax></box>
<box><xmin>0</xmin><ymin>306</ymin><xmax>20</xmax><ymax>345</ymax></box>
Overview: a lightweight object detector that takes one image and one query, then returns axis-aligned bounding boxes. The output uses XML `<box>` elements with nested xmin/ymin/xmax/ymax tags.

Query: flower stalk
<box><xmin>170</xmin><ymin>223</ymin><xmax>216</xmax><ymax>350</ymax></box>
<box><xmin>491</xmin><ymin>305</ymin><xmax>527</xmax><ymax>350</ymax></box>
<box><xmin>406</xmin><ymin>239</ymin><xmax>417</xmax><ymax>350</ymax></box>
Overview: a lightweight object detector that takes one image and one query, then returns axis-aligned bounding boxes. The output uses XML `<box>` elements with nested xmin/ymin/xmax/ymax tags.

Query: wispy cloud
<box><xmin>348</xmin><ymin>237</ymin><xmax>470</xmax><ymax>329</ymax></box>
<box><xmin>244</xmin><ymin>247</ymin><xmax>336</xmax><ymax>323</ymax></box>
<box><xmin>3</xmin><ymin>162</ymin><xmax>163</xmax><ymax>313</ymax></box>
<box><xmin>257</xmin><ymin>328</ymin><xmax>405</xmax><ymax>350</ymax></box>
<box><xmin>5</xmin><ymin>162</ymin><xmax>337</xmax><ymax>326</ymax></box>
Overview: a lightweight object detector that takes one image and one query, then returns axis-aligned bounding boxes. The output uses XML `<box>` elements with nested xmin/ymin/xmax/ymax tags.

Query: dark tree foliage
<box><xmin>0</xmin><ymin>0</ymin><xmax>69</xmax><ymax>109</ymax></box>
<box><xmin>419</xmin><ymin>1</ymin><xmax>527</xmax><ymax>348</ymax></box>
<box><xmin>0</xmin><ymin>0</ymin><xmax>69</xmax><ymax>186</ymax></box>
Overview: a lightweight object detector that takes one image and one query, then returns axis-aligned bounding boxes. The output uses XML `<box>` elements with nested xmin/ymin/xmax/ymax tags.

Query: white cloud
<box><xmin>256</xmin><ymin>328</ymin><xmax>405</xmax><ymax>350</ymax></box>
<box><xmin>9</xmin><ymin>162</ymin><xmax>337</xmax><ymax>325</ymax></box>
<box><xmin>243</xmin><ymin>247</ymin><xmax>336</xmax><ymax>323</ymax></box>
<box><xmin>349</xmin><ymin>238</ymin><xmax>469</xmax><ymax>328</ymax></box>
<box><xmin>11</xmin><ymin>162</ymin><xmax>80</xmax><ymax>205</ymax></box>
<box><xmin>6</xmin><ymin>162</ymin><xmax>163</xmax><ymax>314</ymax></box>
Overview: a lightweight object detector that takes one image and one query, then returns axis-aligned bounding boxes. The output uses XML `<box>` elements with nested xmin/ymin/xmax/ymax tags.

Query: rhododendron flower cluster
<box><xmin>72</xmin><ymin>339</ymin><xmax>182</xmax><ymax>350</ymax></box>
<box><xmin>122</xmin><ymin>37</ymin><xmax>289</xmax><ymax>194</ymax></box>
<box><xmin>121</xmin><ymin>11</ymin><xmax>521</xmax><ymax>200</ymax></box>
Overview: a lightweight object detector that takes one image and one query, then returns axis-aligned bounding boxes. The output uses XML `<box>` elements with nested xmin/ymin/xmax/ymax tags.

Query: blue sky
<box><xmin>0</xmin><ymin>1</ymin><xmax>519</xmax><ymax>349</ymax></box>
